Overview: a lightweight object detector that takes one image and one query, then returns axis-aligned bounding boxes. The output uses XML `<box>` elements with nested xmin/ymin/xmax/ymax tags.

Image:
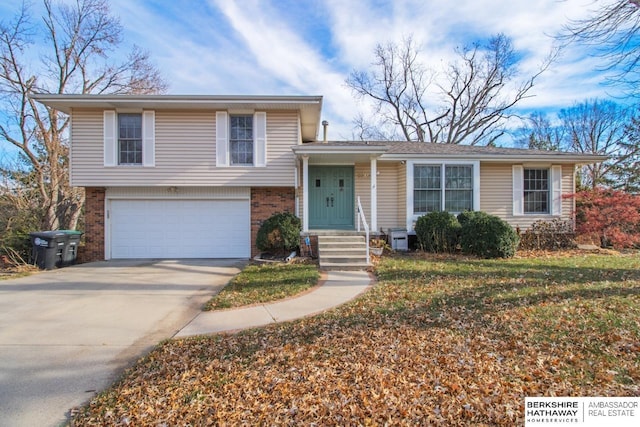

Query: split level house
<box><xmin>33</xmin><ymin>94</ymin><xmax>606</xmax><ymax>267</ymax></box>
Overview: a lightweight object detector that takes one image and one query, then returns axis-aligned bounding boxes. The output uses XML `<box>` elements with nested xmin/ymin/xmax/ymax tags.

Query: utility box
<box><xmin>30</xmin><ymin>231</ymin><xmax>66</xmax><ymax>270</ymax></box>
<box><xmin>387</xmin><ymin>228</ymin><xmax>408</xmax><ymax>251</ymax></box>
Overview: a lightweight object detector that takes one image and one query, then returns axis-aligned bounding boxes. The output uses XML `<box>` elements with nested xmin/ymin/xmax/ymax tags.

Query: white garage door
<box><xmin>110</xmin><ymin>199</ymin><xmax>250</xmax><ymax>259</ymax></box>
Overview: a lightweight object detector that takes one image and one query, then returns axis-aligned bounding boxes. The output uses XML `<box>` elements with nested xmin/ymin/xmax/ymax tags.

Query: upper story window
<box><xmin>118</xmin><ymin>113</ymin><xmax>142</xmax><ymax>165</ymax></box>
<box><xmin>216</xmin><ymin>111</ymin><xmax>266</xmax><ymax>168</ymax></box>
<box><xmin>413</xmin><ymin>164</ymin><xmax>473</xmax><ymax>214</ymax></box>
<box><xmin>230</xmin><ymin>115</ymin><xmax>254</xmax><ymax>165</ymax></box>
<box><xmin>523</xmin><ymin>168</ymin><xmax>549</xmax><ymax>214</ymax></box>
<box><xmin>104</xmin><ymin>110</ymin><xmax>154</xmax><ymax>167</ymax></box>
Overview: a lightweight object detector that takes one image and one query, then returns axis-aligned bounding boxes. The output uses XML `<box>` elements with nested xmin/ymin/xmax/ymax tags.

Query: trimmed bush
<box><xmin>457</xmin><ymin>210</ymin><xmax>482</xmax><ymax>227</ymax></box>
<box><xmin>518</xmin><ymin>219</ymin><xmax>577</xmax><ymax>251</ymax></box>
<box><xmin>458</xmin><ymin>211</ymin><xmax>519</xmax><ymax>258</ymax></box>
<box><xmin>415</xmin><ymin>211</ymin><xmax>460</xmax><ymax>253</ymax></box>
<box><xmin>256</xmin><ymin>212</ymin><xmax>301</xmax><ymax>255</ymax></box>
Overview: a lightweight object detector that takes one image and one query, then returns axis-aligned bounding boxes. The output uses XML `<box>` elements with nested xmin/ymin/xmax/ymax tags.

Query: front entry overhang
<box><xmin>292</xmin><ymin>143</ymin><xmax>388</xmax><ymax>233</ymax></box>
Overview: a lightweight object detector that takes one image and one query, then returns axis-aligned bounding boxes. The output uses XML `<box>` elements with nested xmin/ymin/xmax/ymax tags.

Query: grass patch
<box><xmin>203</xmin><ymin>262</ymin><xmax>319</xmax><ymax>310</ymax></box>
<box><xmin>71</xmin><ymin>252</ymin><xmax>640</xmax><ymax>426</ymax></box>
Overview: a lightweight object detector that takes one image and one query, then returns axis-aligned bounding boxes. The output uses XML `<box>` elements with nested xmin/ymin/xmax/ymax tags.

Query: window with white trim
<box><xmin>445</xmin><ymin>165</ymin><xmax>473</xmax><ymax>212</ymax></box>
<box><xmin>512</xmin><ymin>165</ymin><xmax>562</xmax><ymax>216</ymax></box>
<box><xmin>215</xmin><ymin>111</ymin><xmax>266</xmax><ymax>167</ymax></box>
<box><xmin>523</xmin><ymin>168</ymin><xmax>549</xmax><ymax>214</ymax></box>
<box><xmin>413</xmin><ymin>164</ymin><xmax>473</xmax><ymax>214</ymax></box>
<box><xmin>103</xmin><ymin>110</ymin><xmax>154</xmax><ymax>167</ymax></box>
<box><xmin>230</xmin><ymin>115</ymin><xmax>254</xmax><ymax>165</ymax></box>
<box><xmin>414</xmin><ymin>165</ymin><xmax>441</xmax><ymax>212</ymax></box>
<box><xmin>118</xmin><ymin>113</ymin><xmax>142</xmax><ymax>165</ymax></box>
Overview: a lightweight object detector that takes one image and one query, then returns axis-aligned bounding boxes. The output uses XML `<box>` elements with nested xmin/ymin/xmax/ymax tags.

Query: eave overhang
<box><xmin>292</xmin><ymin>143</ymin><xmax>389</xmax><ymax>164</ymax></box>
<box><xmin>293</xmin><ymin>141</ymin><xmax>607</xmax><ymax>165</ymax></box>
<box><xmin>31</xmin><ymin>94</ymin><xmax>323</xmax><ymax>142</ymax></box>
<box><xmin>379</xmin><ymin>152</ymin><xmax>609</xmax><ymax>165</ymax></box>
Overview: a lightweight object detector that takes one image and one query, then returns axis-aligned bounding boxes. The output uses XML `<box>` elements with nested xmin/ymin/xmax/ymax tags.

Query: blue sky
<box><xmin>0</xmin><ymin>0</ymin><xmax>632</xmax><ymax>149</ymax></box>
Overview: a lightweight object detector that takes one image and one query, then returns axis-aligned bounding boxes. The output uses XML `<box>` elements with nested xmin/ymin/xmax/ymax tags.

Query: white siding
<box><xmin>70</xmin><ymin>109</ymin><xmax>299</xmax><ymax>187</ymax></box>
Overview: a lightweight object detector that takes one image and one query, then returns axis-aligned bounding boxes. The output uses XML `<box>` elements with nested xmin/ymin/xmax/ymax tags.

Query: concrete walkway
<box><xmin>176</xmin><ymin>270</ymin><xmax>373</xmax><ymax>337</ymax></box>
<box><xmin>0</xmin><ymin>259</ymin><xmax>245</xmax><ymax>427</ymax></box>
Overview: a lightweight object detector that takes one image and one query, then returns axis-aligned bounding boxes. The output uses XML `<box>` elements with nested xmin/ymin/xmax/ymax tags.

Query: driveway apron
<box><xmin>0</xmin><ymin>259</ymin><xmax>243</xmax><ymax>427</ymax></box>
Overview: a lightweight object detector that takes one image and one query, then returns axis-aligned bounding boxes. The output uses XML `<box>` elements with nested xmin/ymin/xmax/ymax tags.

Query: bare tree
<box><xmin>562</xmin><ymin>99</ymin><xmax>636</xmax><ymax>188</ymax></box>
<box><xmin>516</xmin><ymin>111</ymin><xmax>565</xmax><ymax>151</ymax></box>
<box><xmin>0</xmin><ymin>0</ymin><xmax>166</xmax><ymax>232</ymax></box>
<box><xmin>518</xmin><ymin>99</ymin><xmax>637</xmax><ymax>189</ymax></box>
<box><xmin>614</xmin><ymin>116</ymin><xmax>640</xmax><ymax>192</ymax></box>
<box><xmin>347</xmin><ymin>34</ymin><xmax>550</xmax><ymax>145</ymax></box>
<box><xmin>563</xmin><ymin>0</ymin><xmax>640</xmax><ymax>94</ymax></box>
<box><xmin>0</xmin><ymin>165</ymin><xmax>43</xmax><ymax>259</ymax></box>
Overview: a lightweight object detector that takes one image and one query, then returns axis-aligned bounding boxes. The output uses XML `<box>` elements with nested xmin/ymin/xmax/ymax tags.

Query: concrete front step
<box><xmin>318</xmin><ymin>234</ymin><xmax>369</xmax><ymax>270</ymax></box>
<box><xmin>319</xmin><ymin>248</ymin><xmax>367</xmax><ymax>256</ymax></box>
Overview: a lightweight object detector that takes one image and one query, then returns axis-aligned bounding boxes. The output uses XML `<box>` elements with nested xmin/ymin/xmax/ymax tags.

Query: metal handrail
<box><xmin>356</xmin><ymin>196</ymin><xmax>370</xmax><ymax>264</ymax></box>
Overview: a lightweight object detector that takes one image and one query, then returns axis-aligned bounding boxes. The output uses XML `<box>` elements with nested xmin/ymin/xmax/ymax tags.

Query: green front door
<box><xmin>309</xmin><ymin>166</ymin><xmax>354</xmax><ymax>229</ymax></box>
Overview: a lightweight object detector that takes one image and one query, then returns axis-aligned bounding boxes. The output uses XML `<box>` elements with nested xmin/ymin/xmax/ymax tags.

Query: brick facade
<box><xmin>250</xmin><ymin>187</ymin><xmax>296</xmax><ymax>257</ymax></box>
<box><xmin>80</xmin><ymin>187</ymin><xmax>106</xmax><ymax>262</ymax></box>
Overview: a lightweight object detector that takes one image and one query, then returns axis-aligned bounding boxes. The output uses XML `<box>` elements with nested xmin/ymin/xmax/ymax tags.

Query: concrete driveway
<box><xmin>0</xmin><ymin>259</ymin><xmax>244</xmax><ymax>427</ymax></box>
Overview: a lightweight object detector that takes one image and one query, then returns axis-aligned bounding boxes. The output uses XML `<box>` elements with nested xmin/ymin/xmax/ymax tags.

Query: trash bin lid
<box><xmin>30</xmin><ymin>231</ymin><xmax>66</xmax><ymax>239</ymax></box>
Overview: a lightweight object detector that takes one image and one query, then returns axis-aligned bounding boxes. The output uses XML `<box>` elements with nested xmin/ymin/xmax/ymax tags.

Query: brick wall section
<box><xmin>251</xmin><ymin>187</ymin><xmax>296</xmax><ymax>257</ymax></box>
<box><xmin>80</xmin><ymin>187</ymin><xmax>106</xmax><ymax>262</ymax></box>
<box><xmin>299</xmin><ymin>234</ymin><xmax>318</xmax><ymax>258</ymax></box>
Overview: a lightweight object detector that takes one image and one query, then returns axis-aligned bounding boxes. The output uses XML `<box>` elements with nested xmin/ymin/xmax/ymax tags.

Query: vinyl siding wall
<box><xmin>378</xmin><ymin>162</ymin><xmax>405</xmax><ymax>232</ymax></box>
<box><xmin>354</xmin><ymin>161</ymin><xmax>406</xmax><ymax>233</ymax></box>
<box><xmin>480</xmin><ymin>162</ymin><xmax>575</xmax><ymax>230</ymax></box>
<box><xmin>354</xmin><ymin>163</ymin><xmax>370</xmax><ymax>228</ymax></box>
<box><xmin>70</xmin><ymin>109</ymin><xmax>300</xmax><ymax>187</ymax></box>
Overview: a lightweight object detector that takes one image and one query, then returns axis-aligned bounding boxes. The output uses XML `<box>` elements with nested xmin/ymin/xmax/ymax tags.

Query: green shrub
<box><xmin>458</xmin><ymin>211</ymin><xmax>519</xmax><ymax>258</ymax></box>
<box><xmin>457</xmin><ymin>210</ymin><xmax>482</xmax><ymax>227</ymax></box>
<box><xmin>518</xmin><ymin>219</ymin><xmax>577</xmax><ymax>250</ymax></box>
<box><xmin>256</xmin><ymin>212</ymin><xmax>301</xmax><ymax>255</ymax></box>
<box><xmin>415</xmin><ymin>211</ymin><xmax>460</xmax><ymax>253</ymax></box>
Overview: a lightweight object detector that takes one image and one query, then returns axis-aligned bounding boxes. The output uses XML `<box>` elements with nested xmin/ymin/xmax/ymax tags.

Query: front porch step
<box><xmin>317</xmin><ymin>234</ymin><xmax>369</xmax><ymax>271</ymax></box>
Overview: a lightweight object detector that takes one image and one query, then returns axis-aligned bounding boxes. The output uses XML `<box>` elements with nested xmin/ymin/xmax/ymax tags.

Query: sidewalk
<box><xmin>175</xmin><ymin>270</ymin><xmax>372</xmax><ymax>337</ymax></box>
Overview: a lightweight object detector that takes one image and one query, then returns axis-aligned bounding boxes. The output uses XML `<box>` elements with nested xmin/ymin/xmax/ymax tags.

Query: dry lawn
<box><xmin>71</xmin><ymin>251</ymin><xmax>640</xmax><ymax>426</ymax></box>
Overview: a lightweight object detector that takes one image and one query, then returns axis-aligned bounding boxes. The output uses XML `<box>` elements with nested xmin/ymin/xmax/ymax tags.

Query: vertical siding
<box><xmin>480</xmin><ymin>162</ymin><xmax>575</xmax><ymax>230</ymax></box>
<box><xmin>70</xmin><ymin>109</ymin><xmax>300</xmax><ymax>187</ymax></box>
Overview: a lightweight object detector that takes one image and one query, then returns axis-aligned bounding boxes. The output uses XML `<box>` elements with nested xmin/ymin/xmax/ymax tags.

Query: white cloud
<box><xmin>105</xmin><ymin>0</ymin><xmax>631</xmax><ymax>143</ymax></box>
<box><xmin>210</xmin><ymin>0</ymin><xmax>363</xmax><ymax>139</ymax></box>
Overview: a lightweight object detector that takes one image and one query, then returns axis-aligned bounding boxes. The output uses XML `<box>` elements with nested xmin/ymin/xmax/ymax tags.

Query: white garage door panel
<box><xmin>110</xmin><ymin>200</ymin><xmax>250</xmax><ymax>259</ymax></box>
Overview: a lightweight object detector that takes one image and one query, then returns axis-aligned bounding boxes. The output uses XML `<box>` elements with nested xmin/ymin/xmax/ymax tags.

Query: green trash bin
<box><xmin>59</xmin><ymin>230</ymin><xmax>83</xmax><ymax>266</ymax></box>
<box><xmin>30</xmin><ymin>231</ymin><xmax>66</xmax><ymax>270</ymax></box>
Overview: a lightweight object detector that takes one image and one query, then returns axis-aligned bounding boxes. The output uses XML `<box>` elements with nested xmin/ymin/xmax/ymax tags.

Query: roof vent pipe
<box><xmin>322</xmin><ymin>120</ymin><xmax>329</xmax><ymax>143</ymax></box>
